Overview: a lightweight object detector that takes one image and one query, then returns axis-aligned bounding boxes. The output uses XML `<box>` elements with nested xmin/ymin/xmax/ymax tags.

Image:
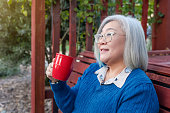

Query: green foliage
<box><xmin>74</xmin><ymin>0</ymin><xmax>103</xmax><ymax>53</ymax></box>
<box><xmin>0</xmin><ymin>60</ymin><xmax>20</xmax><ymax>77</ymax></box>
<box><xmin>116</xmin><ymin>0</ymin><xmax>157</xmax><ymax>26</ymax></box>
<box><xmin>0</xmin><ymin>0</ymin><xmax>31</xmax><ymax>76</ymax></box>
<box><xmin>61</xmin><ymin>10</ymin><xmax>69</xmax><ymax>20</ymax></box>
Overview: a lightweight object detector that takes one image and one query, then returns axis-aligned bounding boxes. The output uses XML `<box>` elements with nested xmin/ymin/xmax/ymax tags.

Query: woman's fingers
<box><xmin>48</xmin><ymin>65</ymin><xmax>53</xmax><ymax>72</ymax></box>
<box><xmin>50</xmin><ymin>62</ymin><xmax>53</xmax><ymax>68</ymax></box>
<box><xmin>46</xmin><ymin>60</ymin><xmax>59</xmax><ymax>82</ymax></box>
<box><xmin>47</xmin><ymin>75</ymin><xmax>53</xmax><ymax>80</ymax></box>
<box><xmin>46</xmin><ymin>71</ymin><xmax>52</xmax><ymax>77</ymax></box>
<box><xmin>47</xmin><ymin>74</ymin><xmax>59</xmax><ymax>82</ymax></box>
<box><xmin>52</xmin><ymin>58</ymin><xmax>55</xmax><ymax>62</ymax></box>
<box><xmin>46</xmin><ymin>63</ymin><xmax>53</xmax><ymax>77</ymax></box>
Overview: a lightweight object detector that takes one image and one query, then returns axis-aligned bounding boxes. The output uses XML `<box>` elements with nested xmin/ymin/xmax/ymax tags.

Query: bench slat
<box><xmin>149</xmin><ymin>56</ymin><xmax>170</xmax><ymax>62</ymax></box>
<box><xmin>67</xmin><ymin>82</ymin><xmax>75</xmax><ymax>88</ymax></box>
<box><xmin>159</xmin><ymin>108</ymin><xmax>170</xmax><ymax>113</ymax></box>
<box><xmin>79</xmin><ymin>51</ymin><xmax>95</xmax><ymax>58</ymax></box>
<box><xmin>154</xmin><ymin>84</ymin><xmax>170</xmax><ymax>109</ymax></box>
<box><xmin>148</xmin><ymin>64</ymin><xmax>170</xmax><ymax>76</ymax></box>
<box><xmin>76</xmin><ymin>56</ymin><xmax>96</xmax><ymax>64</ymax></box>
<box><xmin>72</xmin><ymin>61</ymin><xmax>90</xmax><ymax>74</ymax></box>
<box><xmin>149</xmin><ymin>61</ymin><xmax>170</xmax><ymax>68</ymax></box>
<box><xmin>148</xmin><ymin>50</ymin><xmax>170</xmax><ymax>56</ymax></box>
<box><xmin>146</xmin><ymin>72</ymin><xmax>170</xmax><ymax>86</ymax></box>
<box><xmin>68</xmin><ymin>72</ymin><xmax>82</xmax><ymax>85</ymax></box>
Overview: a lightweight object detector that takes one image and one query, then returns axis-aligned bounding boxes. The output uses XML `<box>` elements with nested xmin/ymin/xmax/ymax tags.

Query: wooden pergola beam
<box><xmin>141</xmin><ymin>0</ymin><xmax>149</xmax><ymax>40</ymax></box>
<box><xmin>52</xmin><ymin>0</ymin><xmax>60</xmax><ymax>58</ymax></box>
<box><xmin>101</xmin><ymin>0</ymin><xmax>108</xmax><ymax>22</ymax></box>
<box><xmin>69</xmin><ymin>0</ymin><xmax>77</xmax><ymax>57</ymax></box>
<box><xmin>128</xmin><ymin>0</ymin><xmax>135</xmax><ymax>16</ymax></box>
<box><xmin>115</xmin><ymin>0</ymin><xmax>123</xmax><ymax>14</ymax></box>
<box><xmin>152</xmin><ymin>0</ymin><xmax>170</xmax><ymax>50</ymax></box>
<box><xmin>85</xmin><ymin>0</ymin><xmax>93</xmax><ymax>51</ymax></box>
<box><xmin>31</xmin><ymin>0</ymin><xmax>45</xmax><ymax>112</ymax></box>
<box><xmin>152</xmin><ymin>0</ymin><xmax>159</xmax><ymax>50</ymax></box>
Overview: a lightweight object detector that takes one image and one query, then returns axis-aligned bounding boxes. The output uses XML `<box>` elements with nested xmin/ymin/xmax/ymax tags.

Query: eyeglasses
<box><xmin>94</xmin><ymin>32</ymin><xmax>116</xmax><ymax>43</ymax></box>
<box><xmin>94</xmin><ymin>32</ymin><xmax>125</xmax><ymax>43</ymax></box>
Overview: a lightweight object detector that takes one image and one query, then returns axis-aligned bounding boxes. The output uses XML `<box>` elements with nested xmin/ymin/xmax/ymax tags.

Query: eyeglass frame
<box><xmin>94</xmin><ymin>32</ymin><xmax>125</xmax><ymax>43</ymax></box>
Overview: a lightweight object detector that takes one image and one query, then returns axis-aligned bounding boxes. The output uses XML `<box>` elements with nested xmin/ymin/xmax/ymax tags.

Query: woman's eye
<box><xmin>106</xmin><ymin>33</ymin><xmax>113</xmax><ymax>36</ymax></box>
<box><xmin>99</xmin><ymin>34</ymin><xmax>103</xmax><ymax>38</ymax></box>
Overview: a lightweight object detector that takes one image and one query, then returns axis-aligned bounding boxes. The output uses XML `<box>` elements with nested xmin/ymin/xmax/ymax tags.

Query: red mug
<box><xmin>52</xmin><ymin>53</ymin><xmax>73</xmax><ymax>81</ymax></box>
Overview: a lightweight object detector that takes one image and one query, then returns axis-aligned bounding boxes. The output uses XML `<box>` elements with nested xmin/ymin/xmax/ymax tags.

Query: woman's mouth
<box><xmin>100</xmin><ymin>49</ymin><xmax>109</xmax><ymax>54</ymax></box>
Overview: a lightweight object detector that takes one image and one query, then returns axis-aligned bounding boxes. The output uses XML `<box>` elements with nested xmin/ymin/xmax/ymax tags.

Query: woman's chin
<box><xmin>100</xmin><ymin>58</ymin><xmax>108</xmax><ymax>64</ymax></box>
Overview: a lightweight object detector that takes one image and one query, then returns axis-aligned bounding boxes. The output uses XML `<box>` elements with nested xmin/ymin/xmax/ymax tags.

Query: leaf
<box><xmin>84</xmin><ymin>0</ymin><xmax>88</xmax><ymax>5</ymax></box>
<box><xmin>87</xmin><ymin>17</ymin><xmax>93</xmax><ymax>23</ymax></box>
<box><xmin>157</xmin><ymin>19</ymin><xmax>162</xmax><ymax>24</ymax></box>
<box><xmin>74</xmin><ymin>8</ymin><xmax>78</xmax><ymax>12</ymax></box>
<box><xmin>158</xmin><ymin>12</ymin><xmax>164</xmax><ymax>18</ymax></box>
<box><xmin>7</xmin><ymin>0</ymin><xmax>12</xmax><ymax>5</ymax></box>
<box><xmin>23</xmin><ymin>10</ymin><xmax>27</xmax><ymax>16</ymax></box>
<box><xmin>88</xmin><ymin>12</ymin><xmax>94</xmax><ymax>16</ymax></box>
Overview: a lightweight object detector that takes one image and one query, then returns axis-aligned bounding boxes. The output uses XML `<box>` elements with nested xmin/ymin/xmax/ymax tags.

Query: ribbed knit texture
<box><xmin>50</xmin><ymin>63</ymin><xmax>159</xmax><ymax>113</ymax></box>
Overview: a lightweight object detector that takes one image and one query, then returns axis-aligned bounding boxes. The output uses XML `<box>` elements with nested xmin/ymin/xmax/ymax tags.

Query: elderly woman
<box><xmin>46</xmin><ymin>15</ymin><xmax>159</xmax><ymax>113</ymax></box>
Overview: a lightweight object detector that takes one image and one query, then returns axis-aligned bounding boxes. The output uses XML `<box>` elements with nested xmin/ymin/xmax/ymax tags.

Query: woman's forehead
<box><xmin>102</xmin><ymin>21</ymin><xmax>122</xmax><ymax>32</ymax></box>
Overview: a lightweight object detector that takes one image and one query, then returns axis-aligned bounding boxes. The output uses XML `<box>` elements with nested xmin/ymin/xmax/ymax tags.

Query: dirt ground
<box><xmin>0</xmin><ymin>65</ymin><xmax>52</xmax><ymax>113</ymax></box>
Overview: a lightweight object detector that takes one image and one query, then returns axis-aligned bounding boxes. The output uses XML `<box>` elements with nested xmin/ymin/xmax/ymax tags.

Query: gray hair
<box><xmin>94</xmin><ymin>15</ymin><xmax>148</xmax><ymax>71</ymax></box>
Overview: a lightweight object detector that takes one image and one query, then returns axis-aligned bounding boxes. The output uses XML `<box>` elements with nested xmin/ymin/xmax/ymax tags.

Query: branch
<box><xmin>60</xmin><ymin>28</ymin><xmax>69</xmax><ymax>44</ymax></box>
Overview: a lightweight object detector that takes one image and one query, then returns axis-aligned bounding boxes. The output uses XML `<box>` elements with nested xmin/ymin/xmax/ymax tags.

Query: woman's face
<box><xmin>97</xmin><ymin>21</ymin><xmax>126</xmax><ymax>66</ymax></box>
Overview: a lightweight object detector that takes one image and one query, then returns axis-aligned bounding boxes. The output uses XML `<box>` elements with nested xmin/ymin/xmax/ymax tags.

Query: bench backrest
<box><xmin>67</xmin><ymin>51</ymin><xmax>96</xmax><ymax>87</ymax></box>
<box><xmin>147</xmin><ymin>50</ymin><xmax>170</xmax><ymax>113</ymax></box>
<box><xmin>68</xmin><ymin>50</ymin><xmax>170</xmax><ymax>113</ymax></box>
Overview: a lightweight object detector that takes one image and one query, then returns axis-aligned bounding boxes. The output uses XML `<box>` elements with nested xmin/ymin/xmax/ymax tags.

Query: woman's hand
<box><xmin>46</xmin><ymin>58</ymin><xmax>59</xmax><ymax>82</ymax></box>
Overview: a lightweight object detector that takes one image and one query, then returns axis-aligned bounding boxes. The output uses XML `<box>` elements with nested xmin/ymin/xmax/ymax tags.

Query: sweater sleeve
<box><xmin>117</xmin><ymin>83</ymin><xmax>159</xmax><ymax>113</ymax></box>
<box><xmin>50</xmin><ymin>63</ymin><xmax>96</xmax><ymax>113</ymax></box>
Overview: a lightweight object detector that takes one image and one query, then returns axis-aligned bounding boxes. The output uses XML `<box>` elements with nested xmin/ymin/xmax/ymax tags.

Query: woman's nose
<box><xmin>98</xmin><ymin>37</ymin><xmax>107</xmax><ymax>45</ymax></box>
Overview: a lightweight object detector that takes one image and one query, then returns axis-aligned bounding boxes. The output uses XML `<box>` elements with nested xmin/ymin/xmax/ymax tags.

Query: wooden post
<box><xmin>86</xmin><ymin>1</ymin><xmax>93</xmax><ymax>51</ymax></box>
<box><xmin>141</xmin><ymin>0</ymin><xmax>148</xmax><ymax>40</ymax></box>
<box><xmin>152</xmin><ymin>0</ymin><xmax>158</xmax><ymax>50</ymax></box>
<box><xmin>128</xmin><ymin>0</ymin><xmax>135</xmax><ymax>17</ymax></box>
<box><xmin>152</xmin><ymin>0</ymin><xmax>170</xmax><ymax>50</ymax></box>
<box><xmin>115</xmin><ymin>0</ymin><xmax>123</xmax><ymax>14</ymax></box>
<box><xmin>69</xmin><ymin>0</ymin><xmax>77</xmax><ymax>57</ymax></box>
<box><xmin>101</xmin><ymin>0</ymin><xmax>108</xmax><ymax>22</ymax></box>
<box><xmin>85</xmin><ymin>21</ymin><xmax>93</xmax><ymax>51</ymax></box>
<box><xmin>51</xmin><ymin>1</ymin><xmax>60</xmax><ymax>112</ymax></box>
<box><xmin>52</xmin><ymin>0</ymin><xmax>61</xmax><ymax>58</ymax></box>
<box><xmin>31</xmin><ymin>0</ymin><xmax>45</xmax><ymax>112</ymax></box>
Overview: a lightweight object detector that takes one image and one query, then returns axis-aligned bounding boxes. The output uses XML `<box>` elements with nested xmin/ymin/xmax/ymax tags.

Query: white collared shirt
<box><xmin>94</xmin><ymin>66</ymin><xmax>132</xmax><ymax>88</ymax></box>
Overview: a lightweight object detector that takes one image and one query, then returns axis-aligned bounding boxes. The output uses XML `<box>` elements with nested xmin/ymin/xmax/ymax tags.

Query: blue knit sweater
<box><xmin>50</xmin><ymin>63</ymin><xmax>159</xmax><ymax>113</ymax></box>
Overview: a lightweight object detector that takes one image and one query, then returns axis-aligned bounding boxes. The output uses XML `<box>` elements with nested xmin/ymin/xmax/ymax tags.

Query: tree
<box><xmin>0</xmin><ymin>0</ymin><xmax>31</xmax><ymax>76</ymax></box>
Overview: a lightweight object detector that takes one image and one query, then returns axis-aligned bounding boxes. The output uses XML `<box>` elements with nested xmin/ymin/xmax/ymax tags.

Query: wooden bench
<box><xmin>147</xmin><ymin>50</ymin><xmax>170</xmax><ymax>113</ymax></box>
<box><xmin>45</xmin><ymin>50</ymin><xmax>170</xmax><ymax>113</ymax></box>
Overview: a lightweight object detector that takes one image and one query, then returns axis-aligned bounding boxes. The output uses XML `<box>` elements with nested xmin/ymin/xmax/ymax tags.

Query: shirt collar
<box><xmin>95</xmin><ymin>66</ymin><xmax>132</xmax><ymax>88</ymax></box>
